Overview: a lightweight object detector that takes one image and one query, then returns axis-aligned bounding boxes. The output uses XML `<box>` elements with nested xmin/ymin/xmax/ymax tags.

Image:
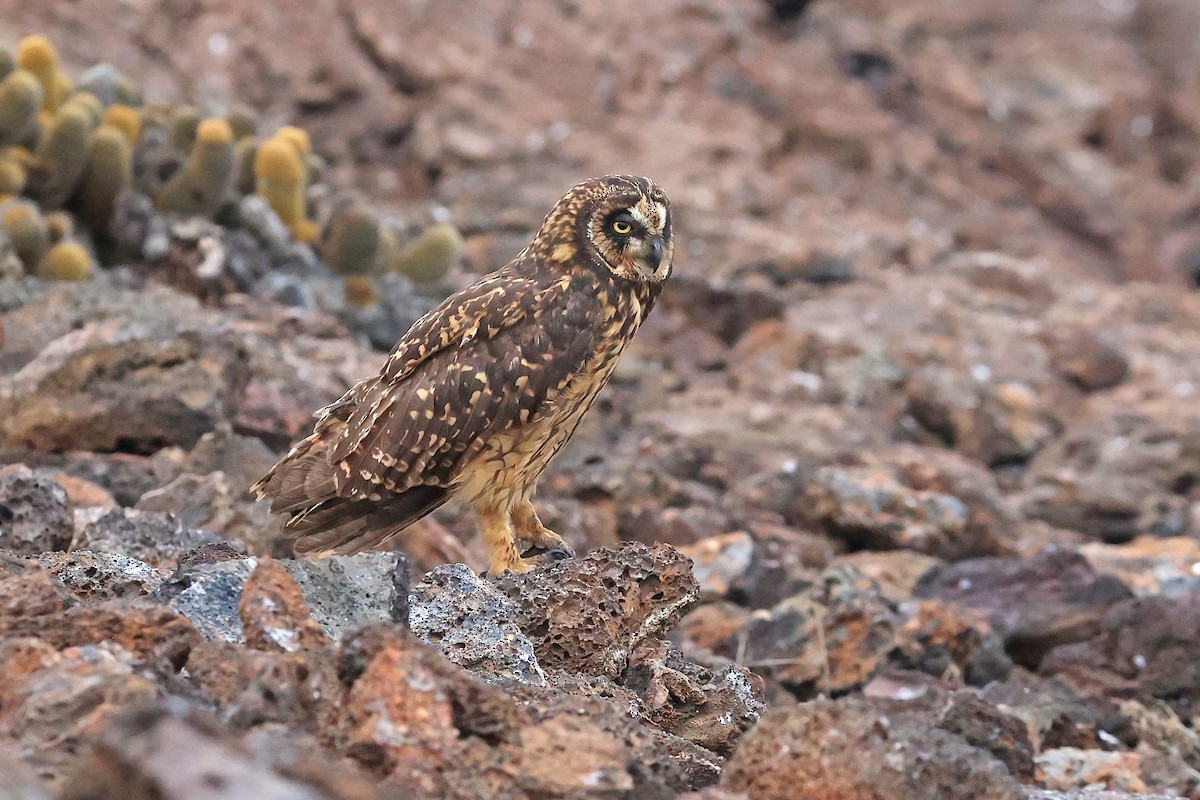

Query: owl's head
<box><xmin>536</xmin><ymin>175</ymin><xmax>674</xmax><ymax>284</ymax></box>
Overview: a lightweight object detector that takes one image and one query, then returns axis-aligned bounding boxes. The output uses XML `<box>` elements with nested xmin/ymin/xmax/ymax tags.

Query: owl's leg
<box><xmin>511</xmin><ymin>499</ymin><xmax>575</xmax><ymax>559</ymax></box>
<box><xmin>476</xmin><ymin>506</ymin><xmax>536</xmax><ymax>576</ymax></box>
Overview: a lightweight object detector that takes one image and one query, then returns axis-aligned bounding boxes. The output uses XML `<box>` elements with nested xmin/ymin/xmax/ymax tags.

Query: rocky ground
<box><xmin>2</xmin><ymin>0</ymin><xmax>1200</xmax><ymax>798</ymax></box>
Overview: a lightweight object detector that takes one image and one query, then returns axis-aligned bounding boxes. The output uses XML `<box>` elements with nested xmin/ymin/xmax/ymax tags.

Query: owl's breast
<box><xmin>455</xmin><ymin>281</ymin><xmax>651</xmax><ymax>507</ymax></box>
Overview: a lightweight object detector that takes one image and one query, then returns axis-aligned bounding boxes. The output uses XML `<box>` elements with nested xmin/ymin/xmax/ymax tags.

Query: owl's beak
<box><xmin>646</xmin><ymin>237</ymin><xmax>664</xmax><ymax>271</ymax></box>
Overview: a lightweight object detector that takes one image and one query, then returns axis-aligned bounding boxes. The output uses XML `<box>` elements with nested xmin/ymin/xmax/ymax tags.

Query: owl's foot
<box><xmin>512</xmin><ymin>500</ymin><xmax>576</xmax><ymax>560</ymax></box>
<box><xmin>487</xmin><ymin>551</ymin><xmax>538</xmax><ymax>577</ymax></box>
<box><xmin>478</xmin><ymin>507</ymin><xmax>538</xmax><ymax>577</ymax></box>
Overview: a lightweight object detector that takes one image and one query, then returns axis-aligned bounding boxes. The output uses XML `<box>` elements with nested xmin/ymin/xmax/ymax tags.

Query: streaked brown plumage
<box><xmin>252</xmin><ymin>175</ymin><xmax>674</xmax><ymax>575</ymax></box>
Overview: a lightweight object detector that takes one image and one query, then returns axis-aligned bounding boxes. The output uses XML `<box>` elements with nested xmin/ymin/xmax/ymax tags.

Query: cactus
<box><xmin>342</xmin><ymin>274</ymin><xmax>378</xmax><ymax>308</ymax></box>
<box><xmin>101</xmin><ymin>104</ymin><xmax>140</xmax><ymax>146</ymax></box>
<box><xmin>0</xmin><ymin>199</ymin><xmax>49</xmax><ymax>271</ymax></box>
<box><xmin>0</xmin><ymin>70</ymin><xmax>43</xmax><ymax>148</ymax></box>
<box><xmin>44</xmin><ymin>210</ymin><xmax>74</xmax><ymax>243</ymax></box>
<box><xmin>155</xmin><ymin>117</ymin><xmax>235</xmax><ymax>218</ymax></box>
<box><xmin>31</xmin><ymin>104</ymin><xmax>94</xmax><ymax>208</ymax></box>
<box><xmin>275</xmin><ymin>125</ymin><xmax>311</xmax><ymax>156</ymax></box>
<box><xmin>168</xmin><ymin>105</ymin><xmax>201</xmax><ymax>151</ymax></box>
<box><xmin>37</xmin><ymin>240</ymin><xmax>94</xmax><ymax>281</ymax></box>
<box><xmin>74</xmin><ymin>124</ymin><xmax>132</xmax><ymax>233</ymax></box>
<box><xmin>0</xmin><ymin>48</ymin><xmax>13</xmax><ymax>82</ymax></box>
<box><xmin>321</xmin><ymin>200</ymin><xmax>380</xmax><ymax>277</ymax></box>
<box><xmin>233</xmin><ymin>136</ymin><xmax>260</xmax><ymax>195</ymax></box>
<box><xmin>226</xmin><ymin>107</ymin><xmax>258</xmax><ymax>140</ymax></box>
<box><xmin>0</xmin><ymin>150</ymin><xmax>26</xmax><ymax>196</ymax></box>
<box><xmin>254</xmin><ymin>136</ymin><xmax>315</xmax><ymax>241</ymax></box>
<box><xmin>63</xmin><ymin>91</ymin><xmax>103</xmax><ymax>127</ymax></box>
<box><xmin>382</xmin><ymin>223</ymin><xmax>464</xmax><ymax>284</ymax></box>
<box><xmin>15</xmin><ymin>35</ymin><xmax>66</xmax><ymax>113</ymax></box>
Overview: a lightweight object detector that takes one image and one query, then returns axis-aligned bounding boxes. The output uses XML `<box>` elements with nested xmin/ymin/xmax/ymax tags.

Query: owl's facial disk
<box><xmin>589</xmin><ymin>190</ymin><xmax>673</xmax><ymax>283</ymax></box>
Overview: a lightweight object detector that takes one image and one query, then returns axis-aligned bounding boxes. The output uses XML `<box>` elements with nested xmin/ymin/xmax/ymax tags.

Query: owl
<box><xmin>252</xmin><ymin>175</ymin><xmax>674</xmax><ymax>575</ymax></box>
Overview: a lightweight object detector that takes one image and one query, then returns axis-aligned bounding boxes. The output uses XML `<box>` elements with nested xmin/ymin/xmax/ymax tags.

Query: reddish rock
<box><xmin>334</xmin><ymin>626</ymin><xmax>524</xmax><ymax>775</ymax></box>
<box><xmin>185</xmin><ymin>640</ymin><xmax>338</xmax><ymax>732</ymax></box>
<box><xmin>740</xmin><ymin>564</ymin><xmax>899</xmax><ymax>694</ymax></box>
<box><xmin>624</xmin><ymin>638</ymin><xmax>764</xmax><ymax>755</ymax></box>
<box><xmin>890</xmin><ymin>599</ymin><xmax>1012</xmax><ymax>686</ymax></box>
<box><xmin>841</xmin><ymin>549</ymin><xmax>943</xmax><ymax>602</ymax></box>
<box><xmin>674</xmin><ymin>601</ymin><xmax>752</xmax><ymax>659</ymax></box>
<box><xmin>678</xmin><ymin>531</ymin><xmax>754</xmax><ymax>600</ymax></box>
<box><xmin>239</xmin><ymin>558</ymin><xmax>333</xmax><ymax>654</ymax></box>
<box><xmin>0</xmin><ymin>569</ymin><xmax>197</xmax><ymax>669</ymax></box>
<box><xmin>505</xmin><ymin>694</ymin><xmax>721</xmax><ymax>796</ymax></box>
<box><xmin>48</xmin><ymin>471</ymin><xmax>117</xmax><ymax>510</ymax></box>
<box><xmin>0</xmin><ymin>644</ymin><xmax>160</xmax><ymax>787</ymax></box>
<box><xmin>496</xmin><ymin>543</ymin><xmax>699</xmax><ymax>679</ymax></box>
<box><xmin>57</xmin><ymin>700</ymin><xmax>377</xmax><ymax>800</ymax></box>
<box><xmin>1037</xmin><ymin>748</ymin><xmax>1149</xmax><ymax>794</ymax></box>
<box><xmin>720</xmin><ymin>696</ymin><xmax>1024</xmax><ymax>799</ymax></box>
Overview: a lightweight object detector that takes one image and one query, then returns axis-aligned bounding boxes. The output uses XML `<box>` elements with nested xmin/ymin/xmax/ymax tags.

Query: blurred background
<box><xmin>3</xmin><ymin>2</ymin><xmax>1200</xmax><ymax>796</ymax></box>
<box><xmin>7</xmin><ymin>0</ymin><xmax>1200</xmax><ymax>285</ymax></box>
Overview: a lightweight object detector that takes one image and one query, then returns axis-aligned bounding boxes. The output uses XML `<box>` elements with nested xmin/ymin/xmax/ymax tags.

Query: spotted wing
<box><xmin>253</xmin><ymin>268</ymin><xmax>599</xmax><ymax>552</ymax></box>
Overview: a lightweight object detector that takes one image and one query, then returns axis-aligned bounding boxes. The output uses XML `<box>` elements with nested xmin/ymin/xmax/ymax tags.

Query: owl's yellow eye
<box><xmin>609</xmin><ymin>211</ymin><xmax>637</xmax><ymax>237</ymax></box>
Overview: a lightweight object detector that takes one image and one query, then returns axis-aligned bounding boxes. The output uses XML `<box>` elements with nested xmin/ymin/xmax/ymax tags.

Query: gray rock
<box><xmin>410</xmin><ymin>563</ymin><xmax>546</xmax><ymax>686</ymax></box>
<box><xmin>0</xmin><ymin>466</ymin><xmax>74</xmax><ymax>555</ymax></box>
<box><xmin>284</xmin><ymin>552</ymin><xmax>409</xmax><ymax>639</ymax></box>
<box><xmin>161</xmin><ymin>551</ymin><xmax>408</xmax><ymax>643</ymax></box>
<box><xmin>75</xmin><ymin>508</ymin><xmax>222</xmax><ymax>568</ymax></box>
<box><xmin>38</xmin><ymin>550</ymin><xmax>167</xmax><ymax>603</ymax></box>
<box><xmin>162</xmin><ymin>556</ymin><xmax>256</xmax><ymax>642</ymax></box>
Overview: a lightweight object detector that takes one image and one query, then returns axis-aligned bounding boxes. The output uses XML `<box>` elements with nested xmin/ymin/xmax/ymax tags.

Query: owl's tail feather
<box><xmin>287</xmin><ymin>484</ymin><xmax>450</xmax><ymax>557</ymax></box>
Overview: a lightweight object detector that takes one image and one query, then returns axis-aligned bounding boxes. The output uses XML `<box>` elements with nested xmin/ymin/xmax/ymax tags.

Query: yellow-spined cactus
<box><xmin>321</xmin><ymin>200</ymin><xmax>379</xmax><ymax>277</ymax></box>
<box><xmin>101</xmin><ymin>104</ymin><xmax>140</xmax><ymax>146</ymax></box>
<box><xmin>226</xmin><ymin>107</ymin><xmax>258</xmax><ymax>141</ymax></box>
<box><xmin>275</xmin><ymin>125</ymin><xmax>311</xmax><ymax>156</ymax></box>
<box><xmin>381</xmin><ymin>223</ymin><xmax>464</xmax><ymax>284</ymax></box>
<box><xmin>273</xmin><ymin>125</ymin><xmax>324</xmax><ymax>182</ymax></box>
<box><xmin>38</xmin><ymin>240</ymin><xmax>94</xmax><ymax>281</ymax></box>
<box><xmin>0</xmin><ymin>151</ymin><xmax>25</xmax><ymax>196</ymax></box>
<box><xmin>31</xmin><ymin>104</ymin><xmax>94</xmax><ymax>208</ymax></box>
<box><xmin>342</xmin><ymin>274</ymin><xmax>378</xmax><ymax>308</ymax></box>
<box><xmin>0</xmin><ymin>70</ymin><xmax>43</xmax><ymax>148</ymax></box>
<box><xmin>0</xmin><ymin>48</ymin><xmax>13</xmax><ymax>82</ymax></box>
<box><xmin>0</xmin><ymin>199</ymin><xmax>49</xmax><ymax>271</ymax></box>
<box><xmin>168</xmin><ymin>105</ymin><xmax>201</xmax><ymax>151</ymax></box>
<box><xmin>74</xmin><ymin>124</ymin><xmax>132</xmax><ymax>233</ymax></box>
<box><xmin>15</xmin><ymin>35</ymin><xmax>66</xmax><ymax>113</ymax></box>
<box><xmin>155</xmin><ymin>117</ymin><xmax>235</xmax><ymax>218</ymax></box>
<box><xmin>254</xmin><ymin>136</ymin><xmax>315</xmax><ymax>241</ymax></box>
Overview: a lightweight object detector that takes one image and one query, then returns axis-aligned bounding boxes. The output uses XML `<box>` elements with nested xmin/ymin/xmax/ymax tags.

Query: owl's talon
<box><xmin>541</xmin><ymin>545</ymin><xmax>574</xmax><ymax>562</ymax></box>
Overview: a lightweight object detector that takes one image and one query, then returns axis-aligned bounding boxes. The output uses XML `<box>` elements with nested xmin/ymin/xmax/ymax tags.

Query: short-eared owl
<box><xmin>252</xmin><ymin>175</ymin><xmax>673</xmax><ymax>575</ymax></box>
